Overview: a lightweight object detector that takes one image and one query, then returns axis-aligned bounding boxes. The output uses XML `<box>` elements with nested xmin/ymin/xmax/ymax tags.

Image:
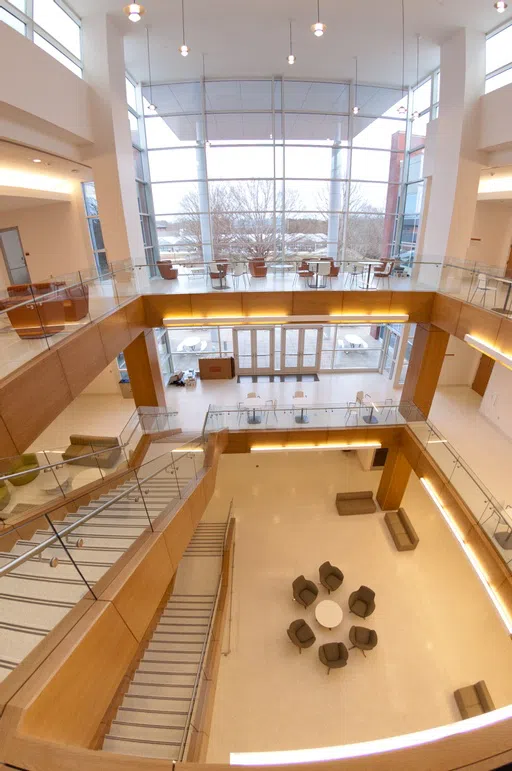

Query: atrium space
<box><xmin>204</xmin><ymin>449</ymin><xmax>512</xmax><ymax>761</ymax></box>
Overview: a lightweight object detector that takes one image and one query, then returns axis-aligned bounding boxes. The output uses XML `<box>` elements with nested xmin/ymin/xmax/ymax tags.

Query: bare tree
<box><xmin>317</xmin><ymin>181</ymin><xmax>384</xmax><ymax>260</ymax></box>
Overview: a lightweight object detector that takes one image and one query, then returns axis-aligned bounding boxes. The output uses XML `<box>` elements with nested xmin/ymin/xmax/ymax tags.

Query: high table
<box><xmin>362</xmin><ymin>395</ymin><xmax>379</xmax><ymax>424</ymax></box>
<box><xmin>307</xmin><ymin>262</ymin><xmax>327</xmax><ymax>289</ymax></box>
<box><xmin>315</xmin><ymin>599</ymin><xmax>343</xmax><ymax>630</ymax></box>
<box><xmin>242</xmin><ymin>397</ymin><xmax>263</xmax><ymax>424</ymax></box>
<box><xmin>358</xmin><ymin>260</ymin><xmax>383</xmax><ymax>290</ymax></box>
<box><xmin>292</xmin><ymin>396</ymin><xmax>309</xmax><ymax>424</ymax></box>
<box><xmin>492</xmin><ymin>277</ymin><xmax>512</xmax><ymax>315</ymax></box>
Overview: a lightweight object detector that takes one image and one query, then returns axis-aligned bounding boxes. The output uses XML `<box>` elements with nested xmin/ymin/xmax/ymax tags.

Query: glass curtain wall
<box><xmin>486</xmin><ymin>21</ymin><xmax>512</xmax><ymax>93</ymax></box>
<box><xmin>82</xmin><ymin>181</ymin><xmax>108</xmax><ymax>274</ymax></box>
<box><xmin>127</xmin><ymin>76</ymin><xmax>159</xmax><ymax>265</ymax></box>
<box><xmin>0</xmin><ymin>0</ymin><xmax>82</xmax><ymax>76</ymax></box>
<box><xmin>142</xmin><ymin>79</ymin><xmax>422</xmax><ymax>266</ymax></box>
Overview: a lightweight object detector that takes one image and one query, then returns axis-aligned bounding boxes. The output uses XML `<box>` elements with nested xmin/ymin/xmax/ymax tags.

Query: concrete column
<box><xmin>124</xmin><ymin>330</ymin><xmax>166</xmax><ymax>409</ymax></box>
<box><xmin>419</xmin><ymin>28</ymin><xmax>485</xmax><ymax>280</ymax></box>
<box><xmin>81</xmin><ymin>13</ymin><xmax>145</xmax><ymax>267</ymax></box>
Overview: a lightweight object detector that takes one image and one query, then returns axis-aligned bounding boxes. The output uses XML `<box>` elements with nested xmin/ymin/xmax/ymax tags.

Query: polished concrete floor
<box><xmin>204</xmin><ymin>450</ymin><xmax>512</xmax><ymax>761</ymax></box>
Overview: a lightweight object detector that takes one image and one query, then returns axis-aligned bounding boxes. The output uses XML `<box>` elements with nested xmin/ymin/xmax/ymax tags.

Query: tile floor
<box><xmin>204</xmin><ymin>449</ymin><xmax>512</xmax><ymax>761</ymax></box>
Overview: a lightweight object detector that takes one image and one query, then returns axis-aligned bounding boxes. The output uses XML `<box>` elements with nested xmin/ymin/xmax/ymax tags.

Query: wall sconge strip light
<box><xmin>250</xmin><ymin>442</ymin><xmax>381</xmax><ymax>453</ymax></box>
<box><xmin>464</xmin><ymin>334</ymin><xmax>512</xmax><ymax>371</ymax></box>
<box><xmin>420</xmin><ymin>477</ymin><xmax>512</xmax><ymax>634</ymax></box>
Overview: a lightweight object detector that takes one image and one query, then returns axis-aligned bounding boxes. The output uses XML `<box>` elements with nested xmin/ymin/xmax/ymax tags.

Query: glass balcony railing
<box><xmin>0</xmin><ymin>407</ymin><xmax>179</xmax><ymax>518</ymax></box>
<box><xmin>0</xmin><ymin>435</ymin><xmax>205</xmax><ymax>683</ymax></box>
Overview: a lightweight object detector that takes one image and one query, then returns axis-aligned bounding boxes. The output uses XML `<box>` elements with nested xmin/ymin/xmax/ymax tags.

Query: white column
<box><xmin>195</xmin><ymin>119</ymin><xmax>213</xmax><ymax>262</ymax></box>
<box><xmin>81</xmin><ymin>13</ymin><xmax>145</xmax><ymax>267</ymax></box>
<box><xmin>327</xmin><ymin>143</ymin><xmax>343</xmax><ymax>259</ymax></box>
<box><xmin>419</xmin><ymin>28</ymin><xmax>485</xmax><ymax>282</ymax></box>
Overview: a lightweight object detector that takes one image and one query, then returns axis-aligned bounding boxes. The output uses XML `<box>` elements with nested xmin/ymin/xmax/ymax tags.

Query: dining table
<box><xmin>362</xmin><ymin>395</ymin><xmax>379</xmax><ymax>424</ymax></box>
<box><xmin>491</xmin><ymin>277</ymin><xmax>512</xmax><ymax>315</ymax></box>
<box><xmin>344</xmin><ymin>334</ymin><xmax>369</xmax><ymax>349</ymax></box>
<box><xmin>242</xmin><ymin>397</ymin><xmax>263</xmax><ymax>424</ymax></box>
<box><xmin>358</xmin><ymin>260</ymin><xmax>383</xmax><ymax>290</ymax></box>
<box><xmin>293</xmin><ymin>396</ymin><xmax>309</xmax><ymax>424</ymax></box>
<box><xmin>307</xmin><ymin>261</ymin><xmax>327</xmax><ymax>289</ymax></box>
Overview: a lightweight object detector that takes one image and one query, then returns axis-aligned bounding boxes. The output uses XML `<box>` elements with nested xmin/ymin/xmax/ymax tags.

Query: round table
<box><xmin>344</xmin><ymin>334</ymin><xmax>368</xmax><ymax>349</ymax></box>
<box><xmin>41</xmin><ymin>466</ymin><xmax>71</xmax><ymax>495</ymax></box>
<box><xmin>177</xmin><ymin>336</ymin><xmax>201</xmax><ymax>352</ymax></box>
<box><xmin>315</xmin><ymin>599</ymin><xmax>343</xmax><ymax>629</ymax></box>
<box><xmin>358</xmin><ymin>260</ymin><xmax>383</xmax><ymax>289</ymax></box>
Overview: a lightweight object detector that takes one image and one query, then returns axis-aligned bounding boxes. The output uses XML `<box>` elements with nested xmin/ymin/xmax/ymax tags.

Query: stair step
<box><xmin>108</xmin><ymin>721</ymin><xmax>185</xmax><ymax>744</ymax></box>
<box><xmin>116</xmin><ymin>707</ymin><xmax>188</xmax><ymax>728</ymax></box>
<box><xmin>137</xmin><ymin>666</ymin><xmax>198</xmax><ymax>685</ymax></box>
<box><xmin>128</xmin><ymin>682</ymin><xmax>193</xmax><ymax>699</ymax></box>
<box><xmin>122</xmin><ymin>694</ymin><xmax>191</xmax><ymax>711</ymax></box>
<box><xmin>142</xmin><ymin>651</ymin><xmax>201</xmax><ymax>664</ymax></box>
<box><xmin>102</xmin><ymin>736</ymin><xmax>179</xmax><ymax>760</ymax></box>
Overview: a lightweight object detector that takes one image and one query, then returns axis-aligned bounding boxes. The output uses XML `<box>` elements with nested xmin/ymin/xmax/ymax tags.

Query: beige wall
<box><xmin>438</xmin><ymin>335</ymin><xmax>480</xmax><ymax>386</ymax></box>
<box><xmin>468</xmin><ymin>200</ymin><xmax>512</xmax><ymax>268</ymax></box>
<box><xmin>82</xmin><ymin>360</ymin><xmax>122</xmax><ymax>396</ymax></box>
<box><xmin>480</xmin><ymin>363</ymin><xmax>512</xmax><ymax>441</ymax></box>
<box><xmin>0</xmin><ymin>182</ymin><xmax>93</xmax><ymax>289</ymax></box>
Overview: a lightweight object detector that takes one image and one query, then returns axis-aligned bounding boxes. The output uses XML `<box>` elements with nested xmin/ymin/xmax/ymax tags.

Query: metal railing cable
<box><xmin>222</xmin><ymin>499</ymin><xmax>235</xmax><ymax>657</ymax></box>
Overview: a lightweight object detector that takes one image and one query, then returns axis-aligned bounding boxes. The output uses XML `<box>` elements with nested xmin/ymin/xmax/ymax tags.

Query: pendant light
<box><xmin>123</xmin><ymin>3</ymin><xmax>145</xmax><ymax>22</ymax></box>
<box><xmin>397</xmin><ymin>0</ymin><xmax>407</xmax><ymax>115</ymax></box>
<box><xmin>179</xmin><ymin>0</ymin><xmax>190</xmax><ymax>56</ymax></box>
<box><xmin>146</xmin><ymin>26</ymin><xmax>156</xmax><ymax>111</ymax></box>
<box><xmin>494</xmin><ymin>1</ymin><xmax>508</xmax><ymax>12</ymax></box>
<box><xmin>311</xmin><ymin>0</ymin><xmax>326</xmax><ymax>36</ymax></box>
<box><xmin>352</xmin><ymin>56</ymin><xmax>360</xmax><ymax>114</ymax></box>
<box><xmin>287</xmin><ymin>20</ymin><xmax>296</xmax><ymax>64</ymax></box>
<box><xmin>412</xmin><ymin>34</ymin><xmax>420</xmax><ymax>119</ymax></box>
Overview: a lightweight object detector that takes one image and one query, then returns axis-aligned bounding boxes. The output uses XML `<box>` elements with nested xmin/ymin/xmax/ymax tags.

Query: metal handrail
<box><xmin>222</xmin><ymin>499</ymin><xmax>235</xmax><ymax>657</ymax></box>
<box><xmin>178</xmin><ymin>506</ymin><xmax>234</xmax><ymax>761</ymax></box>
<box><xmin>0</xmin><ymin>451</ymin><xmax>193</xmax><ymax>577</ymax></box>
<box><xmin>0</xmin><ymin>444</ymin><xmax>127</xmax><ymax>483</ymax></box>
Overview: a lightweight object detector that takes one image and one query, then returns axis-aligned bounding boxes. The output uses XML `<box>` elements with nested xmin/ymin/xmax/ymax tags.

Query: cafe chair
<box><xmin>265</xmin><ymin>398</ymin><xmax>278</xmax><ymax>423</ymax></box>
<box><xmin>373</xmin><ymin>259</ymin><xmax>395</xmax><ymax>289</ymax></box>
<box><xmin>470</xmin><ymin>273</ymin><xmax>497</xmax><ymax>308</ymax></box>
<box><xmin>287</xmin><ymin>619</ymin><xmax>316</xmax><ymax>654</ymax></box>
<box><xmin>318</xmin><ymin>642</ymin><xmax>349</xmax><ymax>674</ymax></box>
<box><xmin>349</xmin><ymin>625</ymin><xmax>378</xmax><ymax>657</ymax></box>
<box><xmin>292</xmin><ymin>575</ymin><xmax>318</xmax><ymax>608</ymax></box>
<box><xmin>319</xmin><ymin>561</ymin><xmax>344</xmax><ymax>594</ymax></box>
<box><xmin>294</xmin><ymin>390</ymin><xmax>305</xmax><ymax>398</ymax></box>
<box><xmin>317</xmin><ymin>261</ymin><xmax>332</xmax><ymax>288</ymax></box>
<box><xmin>348</xmin><ymin>585</ymin><xmax>376</xmax><ymax>619</ymax></box>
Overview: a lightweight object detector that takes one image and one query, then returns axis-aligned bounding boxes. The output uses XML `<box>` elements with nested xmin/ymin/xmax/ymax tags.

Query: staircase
<box><xmin>0</xmin><ymin>451</ymin><xmax>203</xmax><ymax>683</ymax></box>
<box><xmin>102</xmin><ymin>520</ymin><xmax>228</xmax><ymax>761</ymax></box>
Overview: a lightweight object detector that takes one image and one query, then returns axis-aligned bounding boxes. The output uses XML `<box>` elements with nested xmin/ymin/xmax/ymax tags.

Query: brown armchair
<box><xmin>287</xmin><ymin>619</ymin><xmax>316</xmax><ymax>654</ymax></box>
<box><xmin>157</xmin><ymin>261</ymin><xmax>178</xmax><ymax>280</ymax></box>
<box><xmin>248</xmin><ymin>259</ymin><xmax>267</xmax><ymax>278</ymax></box>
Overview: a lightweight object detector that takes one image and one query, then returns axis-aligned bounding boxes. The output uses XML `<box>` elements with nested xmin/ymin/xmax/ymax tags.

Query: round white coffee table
<box><xmin>315</xmin><ymin>599</ymin><xmax>343</xmax><ymax>629</ymax></box>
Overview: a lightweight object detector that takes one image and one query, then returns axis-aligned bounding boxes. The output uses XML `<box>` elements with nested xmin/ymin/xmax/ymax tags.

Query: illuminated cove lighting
<box><xmin>163</xmin><ymin>313</ymin><xmax>409</xmax><ymax>327</ymax></box>
<box><xmin>0</xmin><ymin>169</ymin><xmax>73</xmax><ymax>195</ymax></box>
<box><xmin>250</xmin><ymin>442</ymin><xmax>381</xmax><ymax>453</ymax></box>
<box><xmin>464</xmin><ymin>334</ymin><xmax>512</xmax><ymax>371</ymax></box>
<box><xmin>420</xmin><ymin>477</ymin><xmax>512</xmax><ymax>634</ymax></box>
<box><xmin>231</xmin><ymin>703</ymin><xmax>512</xmax><ymax>765</ymax></box>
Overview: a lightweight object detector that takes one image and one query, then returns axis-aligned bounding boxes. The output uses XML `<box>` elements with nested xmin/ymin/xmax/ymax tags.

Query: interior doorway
<box><xmin>233</xmin><ymin>328</ymin><xmax>275</xmax><ymax>375</ymax></box>
<box><xmin>280</xmin><ymin>327</ymin><xmax>322</xmax><ymax>373</ymax></box>
<box><xmin>0</xmin><ymin>227</ymin><xmax>30</xmax><ymax>285</ymax></box>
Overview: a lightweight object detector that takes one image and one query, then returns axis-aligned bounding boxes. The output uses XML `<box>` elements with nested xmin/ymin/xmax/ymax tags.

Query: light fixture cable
<box><xmin>311</xmin><ymin>0</ymin><xmax>326</xmax><ymax>36</ymax></box>
<box><xmin>180</xmin><ymin>0</ymin><xmax>190</xmax><ymax>55</ymax></box>
<box><xmin>352</xmin><ymin>56</ymin><xmax>359</xmax><ymax>114</ymax></box>
<box><xmin>288</xmin><ymin>19</ymin><xmax>296</xmax><ymax>64</ymax></box>
<box><xmin>412</xmin><ymin>33</ymin><xmax>420</xmax><ymax>118</ymax></box>
<box><xmin>397</xmin><ymin>0</ymin><xmax>407</xmax><ymax>115</ymax></box>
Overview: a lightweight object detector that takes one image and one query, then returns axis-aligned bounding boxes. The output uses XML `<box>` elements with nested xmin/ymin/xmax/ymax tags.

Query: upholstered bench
<box><xmin>63</xmin><ymin>435</ymin><xmax>121</xmax><ymax>469</ymax></box>
<box><xmin>384</xmin><ymin>507</ymin><xmax>419</xmax><ymax>551</ymax></box>
<box><xmin>336</xmin><ymin>491</ymin><xmax>377</xmax><ymax>516</ymax></box>
<box><xmin>454</xmin><ymin>681</ymin><xmax>495</xmax><ymax>719</ymax></box>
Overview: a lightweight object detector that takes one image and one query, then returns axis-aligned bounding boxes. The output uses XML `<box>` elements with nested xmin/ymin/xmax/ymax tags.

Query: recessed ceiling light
<box><xmin>32</xmin><ymin>158</ymin><xmax>42</xmax><ymax>163</ymax></box>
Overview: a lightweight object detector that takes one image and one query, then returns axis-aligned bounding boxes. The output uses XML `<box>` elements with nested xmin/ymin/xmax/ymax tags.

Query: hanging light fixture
<box><xmin>123</xmin><ymin>3</ymin><xmax>145</xmax><ymax>22</ymax></box>
<box><xmin>287</xmin><ymin>20</ymin><xmax>296</xmax><ymax>64</ymax></box>
<box><xmin>311</xmin><ymin>0</ymin><xmax>326</xmax><ymax>36</ymax></box>
<box><xmin>179</xmin><ymin>0</ymin><xmax>190</xmax><ymax>56</ymax></box>
<box><xmin>146</xmin><ymin>26</ymin><xmax>156</xmax><ymax>111</ymax></box>
<box><xmin>412</xmin><ymin>34</ymin><xmax>420</xmax><ymax>119</ymax></box>
<box><xmin>397</xmin><ymin>0</ymin><xmax>407</xmax><ymax>115</ymax></box>
<box><xmin>352</xmin><ymin>56</ymin><xmax>360</xmax><ymax>114</ymax></box>
<box><xmin>494</xmin><ymin>1</ymin><xmax>508</xmax><ymax>12</ymax></box>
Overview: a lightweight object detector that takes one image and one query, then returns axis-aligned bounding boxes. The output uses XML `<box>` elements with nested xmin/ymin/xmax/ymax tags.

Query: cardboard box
<box><xmin>198</xmin><ymin>357</ymin><xmax>235</xmax><ymax>380</ymax></box>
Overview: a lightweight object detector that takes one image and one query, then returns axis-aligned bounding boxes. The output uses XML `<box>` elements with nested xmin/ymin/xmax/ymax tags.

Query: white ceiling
<box><xmin>0</xmin><ymin>140</ymin><xmax>92</xmax><ymax>181</ymax></box>
<box><xmin>68</xmin><ymin>0</ymin><xmax>512</xmax><ymax>86</ymax></box>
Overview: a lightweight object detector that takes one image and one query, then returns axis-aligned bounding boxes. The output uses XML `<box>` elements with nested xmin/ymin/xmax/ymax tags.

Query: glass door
<box><xmin>233</xmin><ymin>327</ymin><xmax>274</xmax><ymax>374</ymax></box>
<box><xmin>0</xmin><ymin>227</ymin><xmax>30</xmax><ymax>284</ymax></box>
<box><xmin>382</xmin><ymin>329</ymin><xmax>400</xmax><ymax>379</ymax></box>
<box><xmin>281</xmin><ymin>327</ymin><xmax>322</xmax><ymax>372</ymax></box>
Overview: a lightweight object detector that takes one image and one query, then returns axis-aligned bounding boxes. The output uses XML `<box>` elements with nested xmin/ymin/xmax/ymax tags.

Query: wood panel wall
<box><xmin>0</xmin><ymin>298</ymin><xmax>147</xmax><ymax>454</ymax></box>
<box><xmin>400</xmin><ymin>323</ymin><xmax>449</xmax><ymax>417</ymax></box>
<box><xmin>472</xmin><ymin>354</ymin><xmax>495</xmax><ymax>397</ymax></box>
<box><xmin>124</xmin><ymin>330</ymin><xmax>166</xmax><ymax>409</ymax></box>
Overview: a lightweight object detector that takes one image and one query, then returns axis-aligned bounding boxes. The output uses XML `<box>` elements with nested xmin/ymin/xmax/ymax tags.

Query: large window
<box><xmin>143</xmin><ymin>78</ymin><xmax>419</xmax><ymax>265</ymax></box>
<box><xmin>486</xmin><ymin>22</ymin><xmax>512</xmax><ymax>94</ymax></box>
<box><xmin>126</xmin><ymin>76</ymin><xmax>159</xmax><ymax>264</ymax></box>
<box><xmin>82</xmin><ymin>182</ymin><xmax>108</xmax><ymax>274</ymax></box>
<box><xmin>0</xmin><ymin>0</ymin><xmax>82</xmax><ymax>76</ymax></box>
